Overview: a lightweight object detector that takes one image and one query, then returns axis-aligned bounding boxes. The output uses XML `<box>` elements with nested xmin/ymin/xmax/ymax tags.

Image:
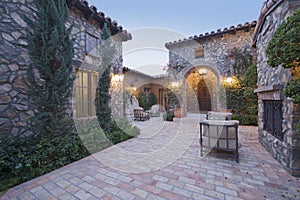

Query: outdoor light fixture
<box><xmin>226</xmin><ymin>77</ymin><xmax>233</xmax><ymax>83</ymax></box>
<box><xmin>111</xmin><ymin>73</ymin><xmax>124</xmax><ymax>82</ymax></box>
<box><xmin>171</xmin><ymin>81</ymin><xmax>179</xmax><ymax>88</ymax></box>
<box><xmin>199</xmin><ymin>69</ymin><xmax>207</xmax><ymax>75</ymax></box>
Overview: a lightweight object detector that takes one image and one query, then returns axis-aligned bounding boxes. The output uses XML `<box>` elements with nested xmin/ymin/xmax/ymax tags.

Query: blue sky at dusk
<box><xmin>87</xmin><ymin>0</ymin><xmax>264</xmax><ymax>75</ymax></box>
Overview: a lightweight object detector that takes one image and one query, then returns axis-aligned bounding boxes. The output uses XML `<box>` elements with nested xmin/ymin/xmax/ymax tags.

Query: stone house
<box><xmin>165</xmin><ymin>21</ymin><xmax>257</xmax><ymax>114</ymax></box>
<box><xmin>252</xmin><ymin>0</ymin><xmax>300</xmax><ymax>176</ymax></box>
<box><xmin>0</xmin><ymin>0</ymin><xmax>131</xmax><ymax>136</ymax></box>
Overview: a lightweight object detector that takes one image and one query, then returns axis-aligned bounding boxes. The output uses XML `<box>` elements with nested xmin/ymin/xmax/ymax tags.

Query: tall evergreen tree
<box><xmin>24</xmin><ymin>0</ymin><xmax>74</xmax><ymax>136</ymax></box>
<box><xmin>95</xmin><ymin>23</ymin><xmax>116</xmax><ymax>132</ymax></box>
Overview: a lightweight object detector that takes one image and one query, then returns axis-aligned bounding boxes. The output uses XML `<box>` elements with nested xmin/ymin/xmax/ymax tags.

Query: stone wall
<box><xmin>254</xmin><ymin>0</ymin><xmax>300</xmax><ymax>176</ymax></box>
<box><xmin>0</xmin><ymin>0</ymin><xmax>127</xmax><ymax>136</ymax></box>
<box><xmin>0</xmin><ymin>0</ymin><xmax>35</xmax><ymax>136</ymax></box>
<box><xmin>165</xmin><ymin>22</ymin><xmax>257</xmax><ymax>113</ymax></box>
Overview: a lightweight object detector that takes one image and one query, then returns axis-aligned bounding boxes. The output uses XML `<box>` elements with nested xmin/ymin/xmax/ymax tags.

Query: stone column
<box><xmin>110</xmin><ymin>76</ymin><xmax>124</xmax><ymax>119</ymax></box>
<box><xmin>183</xmin><ymin>78</ymin><xmax>187</xmax><ymax>117</ymax></box>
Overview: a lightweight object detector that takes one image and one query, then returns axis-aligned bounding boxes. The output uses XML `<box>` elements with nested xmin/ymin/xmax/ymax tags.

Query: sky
<box><xmin>87</xmin><ymin>0</ymin><xmax>264</xmax><ymax>75</ymax></box>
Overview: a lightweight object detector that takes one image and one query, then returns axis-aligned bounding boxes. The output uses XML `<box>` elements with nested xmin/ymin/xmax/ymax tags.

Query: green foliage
<box><xmin>166</xmin><ymin>88</ymin><xmax>180</xmax><ymax>109</ymax></box>
<box><xmin>225</xmin><ymin>62</ymin><xmax>258</xmax><ymax>122</ymax></box>
<box><xmin>149</xmin><ymin>92</ymin><xmax>157</xmax><ymax>107</ymax></box>
<box><xmin>163</xmin><ymin>110</ymin><xmax>174</xmax><ymax>121</ymax></box>
<box><xmin>266</xmin><ymin>9</ymin><xmax>300</xmax><ymax>69</ymax></box>
<box><xmin>137</xmin><ymin>90</ymin><xmax>150</xmax><ymax>110</ymax></box>
<box><xmin>106</xmin><ymin>118</ymin><xmax>140</xmax><ymax>144</ymax></box>
<box><xmin>0</xmin><ymin>118</ymin><xmax>140</xmax><ymax>192</ymax></box>
<box><xmin>243</xmin><ymin>65</ymin><xmax>258</xmax><ymax>88</ymax></box>
<box><xmin>0</xmin><ymin>132</ymin><xmax>89</xmax><ymax>192</ymax></box>
<box><xmin>284</xmin><ymin>78</ymin><xmax>300</xmax><ymax>104</ymax></box>
<box><xmin>232</xmin><ymin>115</ymin><xmax>258</xmax><ymax>126</ymax></box>
<box><xmin>266</xmin><ymin>9</ymin><xmax>300</xmax><ymax>104</ymax></box>
<box><xmin>24</xmin><ymin>0</ymin><xmax>74</xmax><ymax>136</ymax></box>
<box><xmin>95</xmin><ymin>23</ymin><xmax>116</xmax><ymax>132</ymax></box>
<box><xmin>227</xmin><ymin>47</ymin><xmax>254</xmax><ymax>79</ymax></box>
<box><xmin>76</xmin><ymin>118</ymin><xmax>112</xmax><ymax>154</ymax></box>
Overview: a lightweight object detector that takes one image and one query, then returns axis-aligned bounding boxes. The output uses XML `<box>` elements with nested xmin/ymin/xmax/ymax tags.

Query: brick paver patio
<box><xmin>1</xmin><ymin>114</ymin><xmax>300</xmax><ymax>200</ymax></box>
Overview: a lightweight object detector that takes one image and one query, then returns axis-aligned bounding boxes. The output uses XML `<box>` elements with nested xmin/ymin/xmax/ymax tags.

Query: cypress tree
<box><xmin>24</xmin><ymin>0</ymin><xmax>74</xmax><ymax>136</ymax></box>
<box><xmin>95</xmin><ymin>23</ymin><xmax>116</xmax><ymax>132</ymax></box>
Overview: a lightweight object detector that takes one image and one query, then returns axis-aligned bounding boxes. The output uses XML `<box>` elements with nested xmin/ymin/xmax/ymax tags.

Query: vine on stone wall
<box><xmin>266</xmin><ymin>9</ymin><xmax>300</xmax><ymax>104</ymax></box>
<box><xmin>227</xmin><ymin>47</ymin><xmax>254</xmax><ymax>79</ymax></box>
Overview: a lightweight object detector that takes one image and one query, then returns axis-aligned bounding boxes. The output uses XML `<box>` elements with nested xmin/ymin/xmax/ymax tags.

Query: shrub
<box><xmin>24</xmin><ymin>0</ymin><xmax>74</xmax><ymax>136</ymax></box>
<box><xmin>149</xmin><ymin>92</ymin><xmax>157</xmax><ymax>107</ymax></box>
<box><xmin>232</xmin><ymin>115</ymin><xmax>258</xmax><ymax>126</ymax></box>
<box><xmin>163</xmin><ymin>110</ymin><xmax>174</xmax><ymax>121</ymax></box>
<box><xmin>266</xmin><ymin>9</ymin><xmax>300</xmax><ymax>69</ymax></box>
<box><xmin>0</xmin><ymin>117</ymin><xmax>140</xmax><ymax>193</ymax></box>
<box><xmin>284</xmin><ymin>78</ymin><xmax>300</xmax><ymax>104</ymax></box>
<box><xmin>137</xmin><ymin>90</ymin><xmax>150</xmax><ymax>110</ymax></box>
<box><xmin>0</xmin><ymin>131</ymin><xmax>89</xmax><ymax>192</ymax></box>
<box><xmin>76</xmin><ymin>118</ymin><xmax>112</xmax><ymax>154</ymax></box>
<box><xmin>107</xmin><ymin>119</ymin><xmax>140</xmax><ymax>144</ymax></box>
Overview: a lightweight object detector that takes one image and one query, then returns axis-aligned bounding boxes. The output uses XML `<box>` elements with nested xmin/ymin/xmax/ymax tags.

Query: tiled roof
<box><xmin>67</xmin><ymin>0</ymin><xmax>132</xmax><ymax>41</ymax></box>
<box><xmin>251</xmin><ymin>0</ymin><xmax>283</xmax><ymax>47</ymax></box>
<box><xmin>165</xmin><ymin>21</ymin><xmax>257</xmax><ymax>48</ymax></box>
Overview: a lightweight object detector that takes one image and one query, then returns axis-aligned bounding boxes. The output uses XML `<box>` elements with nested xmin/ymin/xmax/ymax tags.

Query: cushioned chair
<box><xmin>150</xmin><ymin>104</ymin><xmax>160</xmax><ymax>117</ymax></box>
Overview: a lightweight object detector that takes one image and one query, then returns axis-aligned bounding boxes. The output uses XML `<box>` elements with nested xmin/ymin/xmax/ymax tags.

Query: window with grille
<box><xmin>263</xmin><ymin>100</ymin><xmax>283</xmax><ymax>140</ymax></box>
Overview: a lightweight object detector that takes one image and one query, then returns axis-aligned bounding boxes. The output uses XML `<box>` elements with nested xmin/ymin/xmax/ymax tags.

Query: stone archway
<box><xmin>184</xmin><ymin>66</ymin><xmax>219</xmax><ymax>114</ymax></box>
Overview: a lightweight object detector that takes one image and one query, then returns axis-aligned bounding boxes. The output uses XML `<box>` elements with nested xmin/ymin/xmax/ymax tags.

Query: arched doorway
<box><xmin>185</xmin><ymin>66</ymin><xmax>218</xmax><ymax>113</ymax></box>
<box><xmin>197</xmin><ymin>77</ymin><xmax>211</xmax><ymax>112</ymax></box>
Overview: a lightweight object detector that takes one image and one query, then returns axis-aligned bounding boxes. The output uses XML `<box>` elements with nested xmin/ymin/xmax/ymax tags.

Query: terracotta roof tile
<box><xmin>67</xmin><ymin>0</ymin><xmax>132</xmax><ymax>41</ymax></box>
<box><xmin>165</xmin><ymin>21</ymin><xmax>257</xmax><ymax>48</ymax></box>
<box><xmin>251</xmin><ymin>0</ymin><xmax>283</xmax><ymax>47</ymax></box>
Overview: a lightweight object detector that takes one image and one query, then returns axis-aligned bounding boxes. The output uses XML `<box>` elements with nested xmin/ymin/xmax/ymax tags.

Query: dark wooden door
<box><xmin>197</xmin><ymin>79</ymin><xmax>211</xmax><ymax>112</ymax></box>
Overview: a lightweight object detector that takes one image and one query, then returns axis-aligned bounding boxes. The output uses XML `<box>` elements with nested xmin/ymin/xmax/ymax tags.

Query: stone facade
<box><xmin>165</xmin><ymin>22</ymin><xmax>257</xmax><ymax>114</ymax></box>
<box><xmin>0</xmin><ymin>0</ymin><xmax>130</xmax><ymax>136</ymax></box>
<box><xmin>253</xmin><ymin>0</ymin><xmax>300</xmax><ymax>176</ymax></box>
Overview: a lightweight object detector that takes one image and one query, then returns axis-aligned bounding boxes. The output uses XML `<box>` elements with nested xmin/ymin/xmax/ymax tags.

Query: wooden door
<box><xmin>197</xmin><ymin>79</ymin><xmax>211</xmax><ymax>112</ymax></box>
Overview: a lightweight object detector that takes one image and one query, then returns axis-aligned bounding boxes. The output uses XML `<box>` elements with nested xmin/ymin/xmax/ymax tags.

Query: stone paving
<box><xmin>1</xmin><ymin>114</ymin><xmax>300</xmax><ymax>200</ymax></box>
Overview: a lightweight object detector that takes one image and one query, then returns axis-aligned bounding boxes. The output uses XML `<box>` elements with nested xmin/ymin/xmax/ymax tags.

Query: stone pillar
<box><xmin>182</xmin><ymin>78</ymin><xmax>187</xmax><ymax>117</ymax></box>
<box><xmin>110</xmin><ymin>76</ymin><xmax>124</xmax><ymax>119</ymax></box>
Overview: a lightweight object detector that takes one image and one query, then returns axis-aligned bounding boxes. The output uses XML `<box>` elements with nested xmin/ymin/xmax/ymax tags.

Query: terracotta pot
<box><xmin>174</xmin><ymin>108</ymin><xmax>183</xmax><ymax>118</ymax></box>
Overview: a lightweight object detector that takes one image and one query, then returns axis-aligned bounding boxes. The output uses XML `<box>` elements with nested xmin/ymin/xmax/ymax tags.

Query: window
<box><xmin>86</xmin><ymin>32</ymin><xmax>100</xmax><ymax>56</ymax></box>
<box><xmin>263</xmin><ymin>100</ymin><xmax>283</xmax><ymax>140</ymax></box>
<box><xmin>195</xmin><ymin>46</ymin><xmax>204</xmax><ymax>58</ymax></box>
<box><xmin>75</xmin><ymin>70</ymin><xmax>99</xmax><ymax>118</ymax></box>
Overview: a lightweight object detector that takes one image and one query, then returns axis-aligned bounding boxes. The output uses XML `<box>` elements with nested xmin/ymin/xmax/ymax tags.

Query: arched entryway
<box><xmin>197</xmin><ymin>76</ymin><xmax>211</xmax><ymax>112</ymax></box>
<box><xmin>185</xmin><ymin>66</ymin><xmax>218</xmax><ymax>113</ymax></box>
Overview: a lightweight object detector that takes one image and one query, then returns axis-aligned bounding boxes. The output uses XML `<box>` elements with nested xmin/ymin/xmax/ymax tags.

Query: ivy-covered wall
<box><xmin>253</xmin><ymin>0</ymin><xmax>300</xmax><ymax>176</ymax></box>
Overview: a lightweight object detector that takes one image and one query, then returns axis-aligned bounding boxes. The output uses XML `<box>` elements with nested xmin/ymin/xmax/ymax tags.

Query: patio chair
<box><xmin>134</xmin><ymin>107</ymin><xmax>150</xmax><ymax>121</ymax></box>
<box><xmin>150</xmin><ymin>104</ymin><xmax>160</xmax><ymax>117</ymax></box>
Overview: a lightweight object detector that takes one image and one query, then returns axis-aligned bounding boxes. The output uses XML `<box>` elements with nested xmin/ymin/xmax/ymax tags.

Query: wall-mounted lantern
<box><xmin>226</xmin><ymin>77</ymin><xmax>233</xmax><ymax>83</ymax></box>
<box><xmin>171</xmin><ymin>81</ymin><xmax>179</xmax><ymax>88</ymax></box>
<box><xmin>199</xmin><ymin>69</ymin><xmax>207</xmax><ymax>75</ymax></box>
<box><xmin>111</xmin><ymin>73</ymin><xmax>124</xmax><ymax>82</ymax></box>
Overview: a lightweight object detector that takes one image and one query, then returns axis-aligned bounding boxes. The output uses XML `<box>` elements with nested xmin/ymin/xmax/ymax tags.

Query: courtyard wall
<box><xmin>253</xmin><ymin>0</ymin><xmax>300</xmax><ymax>176</ymax></box>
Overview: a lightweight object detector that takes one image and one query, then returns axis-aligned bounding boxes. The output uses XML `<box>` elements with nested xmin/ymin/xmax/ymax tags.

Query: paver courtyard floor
<box><xmin>1</xmin><ymin>114</ymin><xmax>300</xmax><ymax>200</ymax></box>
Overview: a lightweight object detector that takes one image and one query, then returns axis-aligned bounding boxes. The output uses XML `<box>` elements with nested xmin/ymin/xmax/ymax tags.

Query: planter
<box><xmin>174</xmin><ymin>108</ymin><xmax>183</xmax><ymax>118</ymax></box>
